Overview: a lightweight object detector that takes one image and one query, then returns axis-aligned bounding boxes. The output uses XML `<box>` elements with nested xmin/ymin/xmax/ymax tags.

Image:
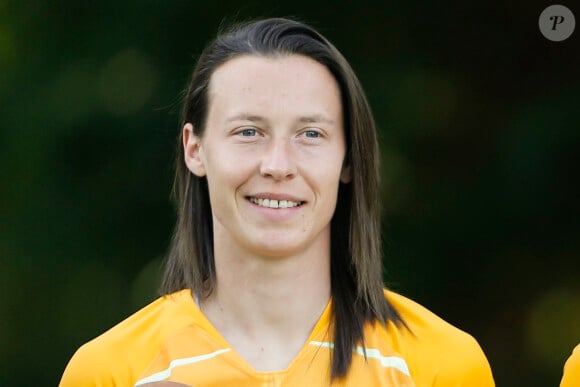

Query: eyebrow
<box><xmin>226</xmin><ymin>113</ymin><xmax>335</xmax><ymax>125</ymax></box>
<box><xmin>226</xmin><ymin>114</ymin><xmax>264</xmax><ymax>123</ymax></box>
<box><xmin>298</xmin><ymin>114</ymin><xmax>335</xmax><ymax>125</ymax></box>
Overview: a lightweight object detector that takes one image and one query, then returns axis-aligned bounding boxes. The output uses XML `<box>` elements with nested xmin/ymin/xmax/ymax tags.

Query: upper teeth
<box><xmin>249</xmin><ymin>197</ymin><xmax>302</xmax><ymax>208</ymax></box>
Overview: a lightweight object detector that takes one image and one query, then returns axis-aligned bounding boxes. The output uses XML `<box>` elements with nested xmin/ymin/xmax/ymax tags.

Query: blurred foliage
<box><xmin>1</xmin><ymin>1</ymin><xmax>579</xmax><ymax>385</ymax></box>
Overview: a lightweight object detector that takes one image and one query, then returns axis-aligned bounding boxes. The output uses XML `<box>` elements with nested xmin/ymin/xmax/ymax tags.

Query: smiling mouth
<box><xmin>247</xmin><ymin>197</ymin><xmax>304</xmax><ymax>209</ymax></box>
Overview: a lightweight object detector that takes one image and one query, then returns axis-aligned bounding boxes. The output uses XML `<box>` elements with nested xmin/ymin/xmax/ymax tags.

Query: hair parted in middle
<box><xmin>162</xmin><ymin>17</ymin><xmax>405</xmax><ymax>380</ymax></box>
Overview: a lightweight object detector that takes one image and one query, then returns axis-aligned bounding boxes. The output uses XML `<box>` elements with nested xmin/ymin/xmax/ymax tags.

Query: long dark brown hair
<box><xmin>162</xmin><ymin>17</ymin><xmax>404</xmax><ymax>380</ymax></box>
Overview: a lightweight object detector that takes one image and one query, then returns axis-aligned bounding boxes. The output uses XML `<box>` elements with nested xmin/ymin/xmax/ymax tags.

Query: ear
<box><xmin>183</xmin><ymin>123</ymin><xmax>206</xmax><ymax>177</ymax></box>
<box><xmin>340</xmin><ymin>163</ymin><xmax>352</xmax><ymax>183</ymax></box>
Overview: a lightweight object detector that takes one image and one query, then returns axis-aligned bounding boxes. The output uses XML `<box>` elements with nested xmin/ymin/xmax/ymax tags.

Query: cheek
<box><xmin>314</xmin><ymin>156</ymin><xmax>346</xmax><ymax>191</ymax></box>
<box><xmin>204</xmin><ymin>150</ymin><xmax>255</xmax><ymax>193</ymax></box>
<box><xmin>306</xmin><ymin>167</ymin><xmax>342</xmax><ymax>218</ymax></box>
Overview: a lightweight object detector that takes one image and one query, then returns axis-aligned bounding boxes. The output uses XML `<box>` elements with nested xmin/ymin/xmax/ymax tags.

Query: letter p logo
<box><xmin>550</xmin><ymin>15</ymin><xmax>565</xmax><ymax>30</ymax></box>
<box><xmin>539</xmin><ymin>5</ymin><xmax>576</xmax><ymax>41</ymax></box>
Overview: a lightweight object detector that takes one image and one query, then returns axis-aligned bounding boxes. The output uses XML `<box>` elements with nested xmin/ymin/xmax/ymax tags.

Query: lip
<box><xmin>246</xmin><ymin>192</ymin><xmax>306</xmax><ymax>203</ymax></box>
<box><xmin>244</xmin><ymin>193</ymin><xmax>306</xmax><ymax>220</ymax></box>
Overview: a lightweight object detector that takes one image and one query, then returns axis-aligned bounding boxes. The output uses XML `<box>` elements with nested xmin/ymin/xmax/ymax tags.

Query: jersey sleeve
<box><xmin>384</xmin><ymin>290</ymin><xmax>495</xmax><ymax>386</ymax></box>
<box><xmin>561</xmin><ymin>344</ymin><xmax>580</xmax><ymax>387</ymax></box>
<box><xmin>59</xmin><ymin>291</ymin><xmax>194</xmax><ymax>387</ymax></box>
<box><xmin>58</xmin><ymin>315</ymin><xmax>158</xmax><ymax>387</ymax></box>
<box><xmin>429</xmin><ymin>329</ymin><xmax>494</xmax><ymax>387</ymax></box>
<box><xmin>59</xmin><ymin>342</ymin><xmax>116</xmax><ymax>387</ymax></box>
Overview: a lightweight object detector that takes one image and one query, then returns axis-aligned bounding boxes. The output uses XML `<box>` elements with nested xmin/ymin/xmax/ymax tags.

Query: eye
<box><xmin>302</xmin><ymin>130</ymin><xmax>322</xmax><ymax>138</ymax></box>
<box><xmin>238</xmin><ymin>128</ymin><xmax>257</xmax><ymax>136</ymax></box>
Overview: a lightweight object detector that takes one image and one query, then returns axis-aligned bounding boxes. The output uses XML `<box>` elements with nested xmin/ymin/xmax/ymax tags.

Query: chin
<box><xmin>250</xmin><ymin>237</ymin><xmax>308</xmax><ymax>258</ymax></box>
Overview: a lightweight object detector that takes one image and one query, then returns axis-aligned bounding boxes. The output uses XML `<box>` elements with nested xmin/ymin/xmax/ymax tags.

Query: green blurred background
<box><xmin>1</xmin><ymin>1</ymin><xmax>579</xmax><ymax>385</ymax></box>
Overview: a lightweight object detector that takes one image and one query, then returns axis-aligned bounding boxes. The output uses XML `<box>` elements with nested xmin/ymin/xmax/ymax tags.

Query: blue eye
<box><xmin>240</xmin><ymin>128</ymin><xmax>257</xmax><ymax>136</ymax></box>
<box><xmin>304</xmin><ymin>130</ymin><xmax>321</xmax><ymax>138</ymax></box>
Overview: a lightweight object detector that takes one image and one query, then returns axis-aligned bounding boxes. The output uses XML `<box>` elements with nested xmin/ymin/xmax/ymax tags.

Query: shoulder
<box><xmin>59</xmin><ymin>289</ymin><xmax>196</xmax><ymax>387</ymax></box>
<box><xmin>561</xmin><ymin>344</ymin><xmax>580</xmax><ymax>387</ymax></box>
<box><xmin>383</xmin><ymin>290</ymin><xmax>495</xmax><ymax>386</ymax></box>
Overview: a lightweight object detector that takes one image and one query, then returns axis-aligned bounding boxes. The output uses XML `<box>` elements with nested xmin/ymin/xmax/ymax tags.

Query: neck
<box><xmin>199</xmin><ymin>224</ymin><xmax>331</xmax><ymax>370</ymax></box>
<box><xmin>204</xmin><ymin>235</ymin><xmax>331</xmax><ymax>334</ymax></box>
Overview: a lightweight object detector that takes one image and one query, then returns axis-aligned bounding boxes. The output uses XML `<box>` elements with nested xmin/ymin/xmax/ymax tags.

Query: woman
<box><xmin>60</xmin><ymin>18</ymin><xmax>494</xmax><ymax>386</ymax></box>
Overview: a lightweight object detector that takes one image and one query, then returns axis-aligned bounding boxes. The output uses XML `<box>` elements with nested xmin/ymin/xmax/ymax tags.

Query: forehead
<box><xmin>210</xmin><ymin>53</ymin><xmax>334</xmax><ymax>83</ymax></box>
<box><xmin>206</xmin><ymin>54</ymin><xmax>342</xmax><ymax>119</ymax></box>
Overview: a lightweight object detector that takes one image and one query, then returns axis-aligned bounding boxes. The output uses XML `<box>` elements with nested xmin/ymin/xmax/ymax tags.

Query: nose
<box><xmin>260</xmin><ymin>137</ymin><xmax>297</xmax><ymax>180</ymax></box>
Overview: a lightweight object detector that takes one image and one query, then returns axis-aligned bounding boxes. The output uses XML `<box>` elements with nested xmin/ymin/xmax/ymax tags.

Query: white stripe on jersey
<box><xmin>309</xmin><ymin>341</ymin><xmax>411</xmax><ymax>376</ymax></box>
<box><xmin>134</xmin><ymin>348</ymin><xmax>231</xmax><ymax>386</ymax></box>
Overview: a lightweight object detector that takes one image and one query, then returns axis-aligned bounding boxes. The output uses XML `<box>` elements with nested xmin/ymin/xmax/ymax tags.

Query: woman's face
<box><xmin>184</xmin><ymin>54</ymin><xmax>350</xmax><ymax>258</ymax></box>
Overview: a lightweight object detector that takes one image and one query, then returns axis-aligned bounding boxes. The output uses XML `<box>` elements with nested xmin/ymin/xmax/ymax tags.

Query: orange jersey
<box><xmin>60</xmin><ymin>290</ymin><xmax>494</xmax><ymax>386</ymax></box>
<box><xmin>561</xmin><ymin>344</ymin><xmax>580</xmax><ymax>387</ymax></box>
